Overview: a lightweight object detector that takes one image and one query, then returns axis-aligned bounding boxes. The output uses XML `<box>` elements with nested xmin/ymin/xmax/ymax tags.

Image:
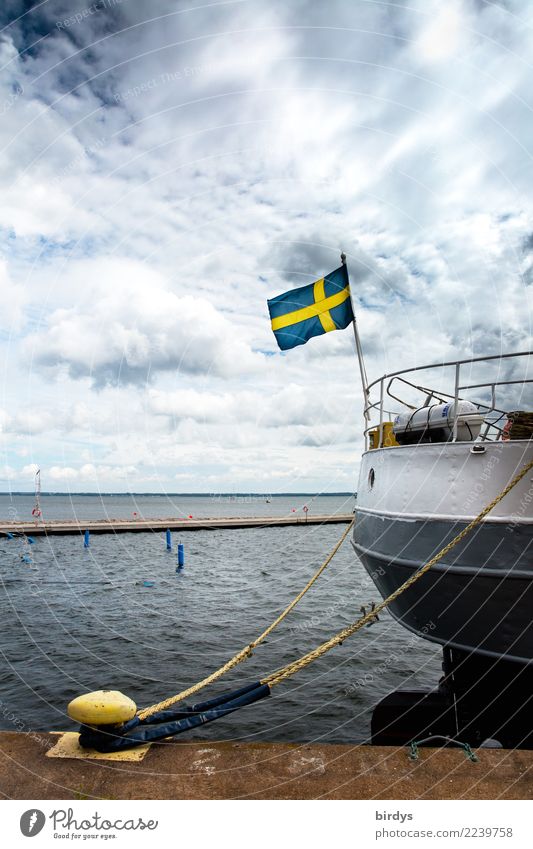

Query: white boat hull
<box><xmin>353</xmin><ymin>440</ymin><xmax>533</xmax><ymax>664</ymax></box>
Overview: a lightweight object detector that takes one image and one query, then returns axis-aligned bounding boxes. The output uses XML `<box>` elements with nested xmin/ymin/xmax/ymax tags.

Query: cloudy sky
<box><xmin>0</xmin><ymin>0</ymin><xmax>532</xmax><ymax>493</ymax></box>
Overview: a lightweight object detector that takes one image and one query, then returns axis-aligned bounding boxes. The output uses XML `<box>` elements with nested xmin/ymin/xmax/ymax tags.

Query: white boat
<box><xmin>353</xmin><ymin>351</ymin><xmax>533</xmax><ymax>666</ymax></box>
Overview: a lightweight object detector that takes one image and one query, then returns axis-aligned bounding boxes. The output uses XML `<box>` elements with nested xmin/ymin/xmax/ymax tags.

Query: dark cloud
<box><xmin>523</xmin><ymin>232</ymin><xmax>533</xmax><ymax>253</ymax></box>
<box><xmin>264</xmin><ymin>239</ymin><xmax>346</xmax><ymax>284</ymax></box>
<box><xmin>0</xmin><ymin>1</ymin><xmax>125</xmax><ymax>54</ymax></box>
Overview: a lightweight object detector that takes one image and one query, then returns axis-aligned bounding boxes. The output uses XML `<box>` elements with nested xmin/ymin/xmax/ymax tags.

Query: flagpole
<box><xmin>341</xmin><ymin>251</ymin><xmax>370</xmax><ymax>421</ymax></box>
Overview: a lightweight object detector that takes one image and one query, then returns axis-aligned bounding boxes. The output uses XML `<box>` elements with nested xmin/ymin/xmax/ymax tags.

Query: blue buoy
<box><xmin>27</xmin><ymin>537</ymin><xmax>35</xmax><ymax>545</ymax></box>
<box><xmin>21</xmin><ymin>554</ymin><xmax>32</xmax><ymax>564</ymax></box>
<box><xmin>6</xmin><ymin>532</ymin><xmax>13</xmax><ymax>540</ymax></box>
<box><xmin>84</xmin><ymin>529</ymin><xmax>90</xmax><ymax>548</ymax></box>
<box><xmin>143</xmin><ymin>580</ymin><xmax>155</xmax><ymax>587</ymax></box>
<box><xmin>166</xmin><ymin>529</ymin><xmax>172</xmax><ymax>551</ymax></box>
<box><xmin>178</xmin><ymin>543</ymin><xmax>185</xmax><ymax>567</ymax></box>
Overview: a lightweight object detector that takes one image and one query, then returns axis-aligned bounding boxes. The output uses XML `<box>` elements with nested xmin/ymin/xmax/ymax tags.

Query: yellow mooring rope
<box><xmin>262</xmin><ymin>457</ymin><xmax>533</xmax><ymax>688</ymax></box>
<box><xmin>137</xmin><ymin>517</ymin><xmax>355</xmax><ymax>720</ymax></box>
<box><xmin>139</xmin><ymin>456</ymin><xmax>533</xmax><ymax>719</ymax></box>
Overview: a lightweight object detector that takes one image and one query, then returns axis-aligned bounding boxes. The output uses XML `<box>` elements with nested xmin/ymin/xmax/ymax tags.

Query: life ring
<box><xmin>31</xmin><ymin>507</ymin><xmax>42</xmax><ymax>517</ymax></box>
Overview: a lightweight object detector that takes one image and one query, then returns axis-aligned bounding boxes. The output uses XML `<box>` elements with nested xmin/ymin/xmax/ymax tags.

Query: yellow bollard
<box><xmin>67</xmin><ymin>690</ymin><xmax>137</xmax><ymax>725</ymax></box>
<box><xmin>46</xmin><ymin>691</ymin><xmax>147</xmax><ymax>762</ymax></box>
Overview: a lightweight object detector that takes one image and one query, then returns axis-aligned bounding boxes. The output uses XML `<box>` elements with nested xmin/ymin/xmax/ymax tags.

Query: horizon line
<box><xmin>0</xmin><ymin>491</ymin><xmax>356</xmax><ymax>497</ymax></box>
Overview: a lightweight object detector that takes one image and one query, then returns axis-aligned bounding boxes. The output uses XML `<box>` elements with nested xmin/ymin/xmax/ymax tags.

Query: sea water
<box><xmin>0</xmin><ymin>494</ymin><xmax>441</xmax><ymax>743</ymax></box>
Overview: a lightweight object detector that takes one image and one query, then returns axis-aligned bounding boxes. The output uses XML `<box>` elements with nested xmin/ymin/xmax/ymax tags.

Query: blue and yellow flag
<box><xmin>267</xmin><ymin>264</ymin><xmax>354</xmax><ymax>351</ymax></box>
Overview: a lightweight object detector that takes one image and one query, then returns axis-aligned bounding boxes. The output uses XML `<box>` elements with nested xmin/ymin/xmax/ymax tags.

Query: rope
<box><xmin>262</xmin><ymin>458</ymin><xmax>533</xmax><ymax>689</ymax></box>
<box><xmin>137</xmin><ymin>518</ymin><xmax>354</xmax><ymax>720</ymax></box>
<box><xmin>138</xmin><ymin>455</ymin><xmax>532</xmax><ymax>720</ymax></box>
<box><xmin>508</xmin><ymin>411</ymin><xmax>533</xmax><ymax>440</ymax></box>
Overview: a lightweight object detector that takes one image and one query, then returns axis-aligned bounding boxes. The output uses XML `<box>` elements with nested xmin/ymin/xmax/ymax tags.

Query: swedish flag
<box><xmin>267</xmin><ymin>264</ymin><xmax>354</xmax><ymax>351</ymax></box>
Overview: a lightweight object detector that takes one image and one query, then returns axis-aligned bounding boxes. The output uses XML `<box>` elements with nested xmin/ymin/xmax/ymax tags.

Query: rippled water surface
<box><xmin>0</xmin><ymin>494</ymin><xmax>442</xmax><ymax>743</ymax></box>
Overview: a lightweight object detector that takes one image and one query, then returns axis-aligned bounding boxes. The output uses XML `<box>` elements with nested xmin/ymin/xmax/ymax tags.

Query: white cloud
<box><xmin>414</xmin><ymin>3</ymin><xmax>469</xmax><ymax>64</ymax></box>
<box><xmin>46</xmin><ymin>463</ymin><xmax>138</xmax><ymax>483</ymax></box>
<box><xmin>48</xmin><ymin>465</ymin><xmax>78</xmax><ymax>481</ymax></box>
<box><xmin>0</xmin><ymin>257</ymin><xmax>26</xmax><ymax>330</ymax></box>
<box><xmin>24</xmin><ymin>257</ymin><xmax>261</xmax><ymax>385</ymax></box>
<box><xmin>0</xmin><ymin>0</ymin><xmax>532</xmax><ymax>491</ymax></box>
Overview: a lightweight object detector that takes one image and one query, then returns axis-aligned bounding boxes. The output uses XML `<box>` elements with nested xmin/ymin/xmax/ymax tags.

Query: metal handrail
<box><xmin>364</xmin><ymin>351</ymin><xmax>533</xmax><ymax>449</ymax></box>
<box><xmin>365</xmin><ymin>351</ymin><xmax>533</xmax><ymax>394</ymax></box>
<box><xmin>386</xmin><ymin>375</ymin><xmax>513</xmax><ymax>416</ymax></box>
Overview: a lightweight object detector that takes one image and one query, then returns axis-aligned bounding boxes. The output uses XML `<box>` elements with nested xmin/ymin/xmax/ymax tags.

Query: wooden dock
<box><xmin>0</xmin><ymin>514</ymin><xmax>353</xmax><ymax>536</ymax></box>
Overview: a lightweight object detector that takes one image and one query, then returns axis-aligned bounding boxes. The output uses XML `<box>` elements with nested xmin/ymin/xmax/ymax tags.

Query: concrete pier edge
<box><xmin>1</xmin><ymin>733</ymin><xmax>532</xmax><ymax>799</ymax></box>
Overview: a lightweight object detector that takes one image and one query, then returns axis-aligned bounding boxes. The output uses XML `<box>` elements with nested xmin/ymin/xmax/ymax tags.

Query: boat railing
<box><xmin>384</xmin><ymin>375</ymin><xmax>509</xmax><ymax>441</ymax></box>
<box><xmin>363</xmin><ymin>350</ymin><xmax>533</xmax><ymax>449</ymax></box>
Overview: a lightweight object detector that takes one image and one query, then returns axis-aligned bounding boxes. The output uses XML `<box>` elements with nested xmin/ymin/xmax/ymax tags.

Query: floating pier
<box><xmin>0</xmin><ymin>514</ymin><xmax>353</xmax><ymax>537</ymax></box>
<box><xmin>0</xmin><ymin>733</ymin><xmax>531</xmax><ymax>799</ymax></box>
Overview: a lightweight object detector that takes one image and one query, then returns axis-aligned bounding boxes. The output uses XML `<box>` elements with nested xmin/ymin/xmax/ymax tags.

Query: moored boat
<box><xmin>352</xmin><ymin>351</ymin><xmax>533</xmax><ymax>747</ymax></box>
<box><xmin>353</xmin><ymin>351</ymin><xmax>533</xmax><ymax>664</ymax></box>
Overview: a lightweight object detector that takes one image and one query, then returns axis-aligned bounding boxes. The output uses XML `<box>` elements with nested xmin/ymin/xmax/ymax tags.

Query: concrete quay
<box><xmin>0</xmin><ymin>733</ymin><xmax>531</xmax><ymax>800</ymax></box>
